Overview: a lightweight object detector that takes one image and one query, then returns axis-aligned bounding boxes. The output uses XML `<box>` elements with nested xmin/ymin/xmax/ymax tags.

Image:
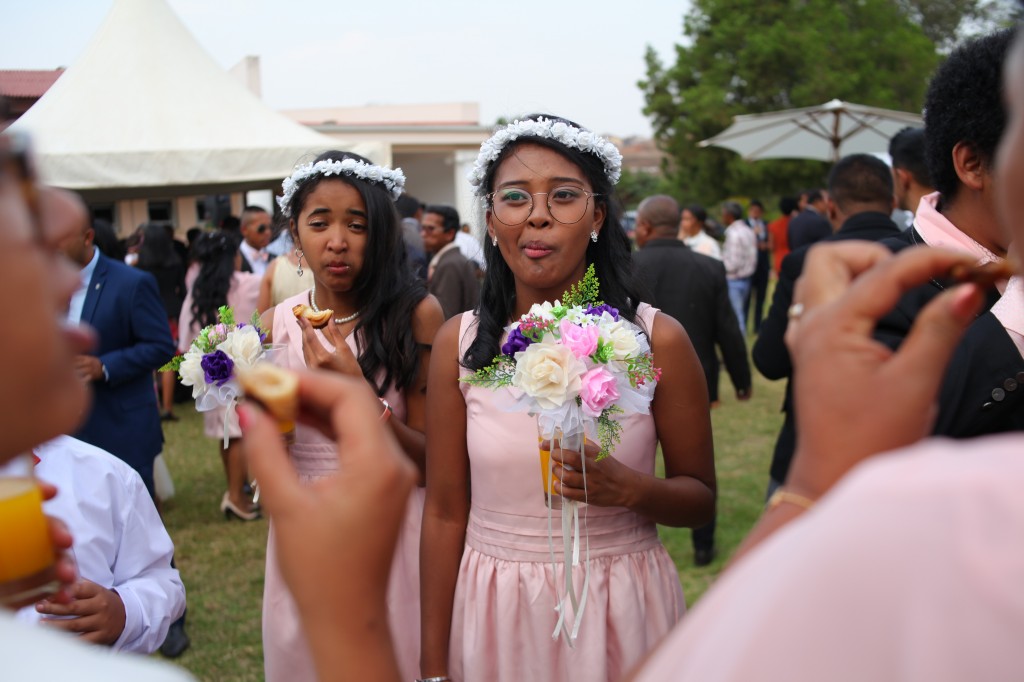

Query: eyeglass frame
<box><xmin>486</xmin><ymin>188</ymin><xmax>602</xmax><ymax>227</ymax></box>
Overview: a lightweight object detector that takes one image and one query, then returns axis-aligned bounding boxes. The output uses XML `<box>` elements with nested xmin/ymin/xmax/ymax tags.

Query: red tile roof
<box><xmin>0</xmin><ymin>69</ymin><xmax>64</xmax><ymax>98</ymax></box>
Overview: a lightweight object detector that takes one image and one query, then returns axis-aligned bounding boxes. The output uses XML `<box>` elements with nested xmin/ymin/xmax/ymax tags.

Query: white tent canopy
<box><xmin>11</xmin><ymin>0</ymin><xmax>383</xmax><ymax>195</ymax></box>
<box><xmin>699</xmin><ymin>99</ymin><xmax>923</xmax><ymax>163</ymax></box>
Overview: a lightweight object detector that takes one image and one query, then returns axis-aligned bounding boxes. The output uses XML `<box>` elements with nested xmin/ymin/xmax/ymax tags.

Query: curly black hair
<box><xmin>285</xmin><ymin>150</ymin><xmax>428</xmax><ymax>395</ymax></box>
<box><xmin>462</xmin><ymin>114</ymin><xmax>643</xmax><ymax>372</ymax></box>
<box><xmin>923</xmin><ymin>29</ymin><xmax>1014</xmax><ymax>202</ymax></box>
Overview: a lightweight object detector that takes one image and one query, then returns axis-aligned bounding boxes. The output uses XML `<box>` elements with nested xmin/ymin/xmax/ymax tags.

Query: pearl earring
<box><xmin>590</xmin><ymin>230</ymin><xmax>598</xmax><ymax>243</ymax></box>
<box><xmin>295</xmin><ymin>249</ymin><xmax>304</xmax><ymax>277</ymax></box>
<box><xmin>491</xmin><ymin>235</ymin><xmax>498</xmax><ymax>247</ymax></box>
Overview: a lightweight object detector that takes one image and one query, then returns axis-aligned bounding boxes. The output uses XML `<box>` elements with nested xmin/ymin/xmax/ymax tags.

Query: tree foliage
<box><xmin>641</xmin><ymin>0</ymin><xmax>945</xmax><ymax>206</ymax></box>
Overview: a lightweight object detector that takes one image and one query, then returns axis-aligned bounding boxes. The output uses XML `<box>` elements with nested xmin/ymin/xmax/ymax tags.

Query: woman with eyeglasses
<box><xmin>260</xmin><ymin>150</ymin><xmax>443</xmax><ymax>682</ymax></box>
<box><xmin>177</xmin><ymin>230</ymin><xmax>263</xmax><ymax>520</ymax></box>
<box><xmin>419</xmin><ymin>115</ymin><xmax>716</xmax><ymax>682</ymax></box>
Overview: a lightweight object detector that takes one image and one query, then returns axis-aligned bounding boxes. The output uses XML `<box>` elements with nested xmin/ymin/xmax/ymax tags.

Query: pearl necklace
<box><xmin>309</xmin><ymin>280</ymin><xmax>361</xmax><ymax>325</ymax></box>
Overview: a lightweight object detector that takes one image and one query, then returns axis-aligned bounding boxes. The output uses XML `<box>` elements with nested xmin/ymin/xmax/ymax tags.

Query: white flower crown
<box><xmin>277</xmin><ymin>157</ymin><xmax>406</xmax><ymax>216</ymax></box>
<box><xmin>467</xmin><ymin>117</ymin><xmax>623</xmax><ymax>197</ymax></box>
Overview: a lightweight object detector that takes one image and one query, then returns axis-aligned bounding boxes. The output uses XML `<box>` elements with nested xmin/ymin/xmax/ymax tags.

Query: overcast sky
<box><xmin>1</xmin><ymin>0</ymin><xmax>690</xmax><ymax>138</ymax></box>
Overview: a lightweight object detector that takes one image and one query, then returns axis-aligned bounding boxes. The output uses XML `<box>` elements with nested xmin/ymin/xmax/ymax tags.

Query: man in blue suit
<box><xmin>59</xmin><ymin>219</ymin><xmax>174</xmax><ymax>496</ymax></box>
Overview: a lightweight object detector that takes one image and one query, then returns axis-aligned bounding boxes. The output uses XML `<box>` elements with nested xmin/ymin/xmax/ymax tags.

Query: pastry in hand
<box><xmin>292</xmin><ymin>303</ymin><xmax>332</xmax><ymax>329</ymax></box>
<box><xmin>237</xmin><ymin>363</ymin><xmax>299</xmax><ymax>425</ymax></box>
<box><xmin>949</xmin><ymin>259</ymin><xmax>1018</xmax><ymax>288</ymax></box>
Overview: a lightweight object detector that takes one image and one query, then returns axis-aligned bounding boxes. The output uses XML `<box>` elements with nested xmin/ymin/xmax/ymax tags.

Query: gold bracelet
<box><xmin>767</xmin><ymin>489</ymin><xmax>815</xmax><ymax>512</ymax></box>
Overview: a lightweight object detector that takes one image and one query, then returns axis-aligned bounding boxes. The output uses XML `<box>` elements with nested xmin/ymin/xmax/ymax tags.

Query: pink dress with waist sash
<box><xmin>262</xmin><ymin>290</ymin><xmax>423</xmax><ymax>682</ymax></box>
<box><xmin>449</xmin><ymin>305</ymin><xmax>685</xmax><ymax>682</ymax></box>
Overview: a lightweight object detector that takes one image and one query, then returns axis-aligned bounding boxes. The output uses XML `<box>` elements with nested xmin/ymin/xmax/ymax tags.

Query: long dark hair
<box><xmin>137</xmin><ymin>222</ymin><xmax>182</xmax><ymax>270</ymax></box>
<box><xmin>463</xmin><ymin>114</ymin><xmax>643</xmax><ymax>371</ymax></box>
<box><xmin>285</xmin><ymin>150</ymin><xmax>427</xmax><ymax>395</ymax></box>
<box><xmin>191</xmin><ymin>230</ymin><xmax>239</xmax><ymax>329</ymax></box>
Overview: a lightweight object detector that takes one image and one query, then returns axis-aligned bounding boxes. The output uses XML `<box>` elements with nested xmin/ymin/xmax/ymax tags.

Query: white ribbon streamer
<box><xmin>542</xmin><ymin>417</ymin><xmax>592</xmax><ymax>647</ymax></box>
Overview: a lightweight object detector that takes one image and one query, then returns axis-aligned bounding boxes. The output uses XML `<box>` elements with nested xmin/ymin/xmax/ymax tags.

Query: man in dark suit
<box><xmin>59</xmin><ymin>219</ymin><xmax>175</xmax><ymax>496</ymax></box>
<box><xmin>787</xmin><ymin>189</ymin><xmax>832</xmax><ymax>250</ymax></box>
<box><xmin>754</xmin><ymin>155</ymin><xmax>903</xmax><ymax>494</ymax></box>
<box><xmin>634</xmin><ymin>194</ymin><xmax>751</xmax><ymax>566</ymax></box>
<box><xmin>875</xmin><ymin>29</ymin><xmax>1019</xmax><ymax>440</ymax></box>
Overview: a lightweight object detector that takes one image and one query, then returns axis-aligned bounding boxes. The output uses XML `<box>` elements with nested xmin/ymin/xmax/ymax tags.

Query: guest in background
<box><xmin>634</xmin><ymin>194</ymin><xmax>751</xmax><ymax>567</ymax></box>
<box><xmin>888</xmin><ymin>127</ymin><xmax>933</xmax><ymax>230</ymax></box>
<box><xmin>721</xmin><ymin>201</ymin><xmax>758</xmax><ymax>334</ymax></box>
<box><xmin>746</xmin><ymin>200</ymin><xmax>771</xmax><ymax>333</ymax></box>
<box><xmin>679</xmin><ymin>204</ymin><xmax>722</xmax><ymax>260</ymax></box>
<box><xmin>767</xmin><ymin>196</ymin><xmax>797</xmax><ymax>275</ymax></box>
<box><xmin>421</xmin><ymin>205</ymin><xmax>480</xmax><ymax>320</ymax></box>
<box><xmin>787</xmin><ymin>189</ymin><xmax>832</xmax><ymax>250</ymax></box>
<box><xmin>178</xmin><ymin>231</ymin><xmax>262</xmax><ymax>520</ymax></box>
<box><xmin>136</xmin><ymin>222</ymin><xmax>186</xmax><ymax>422</ymax></box>
<box><xmin>238</xmin><ymin>206</ymin><xmax>272</xmax><ymax>275</ymax></box>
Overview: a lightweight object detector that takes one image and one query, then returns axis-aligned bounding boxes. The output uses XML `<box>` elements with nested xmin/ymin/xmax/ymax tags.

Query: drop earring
<box><xmin>491</xmin><ymin>235</ymin><xmax>498</xmax><ymax>247</ymax></box>
<box><xmin>590</xmin><ymin>230</ymin><xmax>598</xmax><ymax>243</ymax></box>
<box><xmin>295</xmin><ymin>249</ymin><xmax>304</xmax><ymax>277</ymax></box>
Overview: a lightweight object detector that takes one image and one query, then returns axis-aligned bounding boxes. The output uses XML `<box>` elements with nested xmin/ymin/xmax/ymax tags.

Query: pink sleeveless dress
<box><xmin>262</xmin><ymin>291</ymin><xmax>424</xmax><ymax>682</ymax></box>
<box><xmin>450</xmin><ymin>305</ymin><xmax>685</xmax><ymax>682</ymax></box>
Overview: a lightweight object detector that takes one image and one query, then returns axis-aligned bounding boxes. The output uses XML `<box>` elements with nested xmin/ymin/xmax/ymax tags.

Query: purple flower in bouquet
<box><xmin>502</xmin><ymin>327</ymin><xmax>533</xmax><ymax>356</ymax></box>
<box><xmin>201</xmin><ymin>350</ymin><xmax>234</xmax><ymax>387</ymax></box>
<box><xmin>585</xmin><ymin>303</ymin><xmax>619</xmax><ymax>320</ymax></box>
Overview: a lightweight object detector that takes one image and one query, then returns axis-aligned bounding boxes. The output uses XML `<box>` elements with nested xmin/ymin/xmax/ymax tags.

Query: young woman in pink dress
<box><xmin>420</xmin><ymin>116</ymin><xmax>717</xmax><ymax>682</ymax></box>
<box><xmin>260</xmin><ymin>150</ymin><xmax>443</xmax><ymax>682</ymax></box>
<box><xmin>177</xmin><ymin>230</ymin><xmax>263</xmax><ymax>520</ymax></box>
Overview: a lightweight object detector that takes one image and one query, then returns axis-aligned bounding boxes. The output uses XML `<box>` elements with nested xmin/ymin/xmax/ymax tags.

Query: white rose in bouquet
<box><xmin>178</xmin><ymin>347</ymin><xmax>206</xmax><ymax>394</ymax></box>
<box><xmin>512</xmin><ymin>337</ymin><xmax>585</xmax><ymax>410</ymax></box>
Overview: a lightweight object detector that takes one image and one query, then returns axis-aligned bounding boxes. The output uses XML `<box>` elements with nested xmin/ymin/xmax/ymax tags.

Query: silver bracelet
<box><xmin>416</xmin><ymin>677</ymin><xmax>451</xmax><ymax>682</ymax></box>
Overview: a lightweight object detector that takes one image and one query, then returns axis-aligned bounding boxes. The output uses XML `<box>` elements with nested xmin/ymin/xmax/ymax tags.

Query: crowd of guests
<box><xmin>6</xmin><ymin>20</ymin><xmax>1024</xmax><ymax>682</ymax></box>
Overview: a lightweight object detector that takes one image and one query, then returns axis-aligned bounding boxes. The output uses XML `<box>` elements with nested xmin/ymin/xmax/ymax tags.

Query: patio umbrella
<box><xmin>698</xmin><ymin>99</ymin><xmax>923</xmax><ymax>162</ymax></box>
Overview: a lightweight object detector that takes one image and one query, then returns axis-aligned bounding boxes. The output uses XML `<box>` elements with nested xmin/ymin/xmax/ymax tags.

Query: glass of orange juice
<box><xmin>536</xmin><ymin>424</ymin><xmax>583</xmax><ymax>510</ymax></box>
<box><xmin>0</xmin><ymin>454</ymin><xmax>58</xmax><ymax>607</ymax></box>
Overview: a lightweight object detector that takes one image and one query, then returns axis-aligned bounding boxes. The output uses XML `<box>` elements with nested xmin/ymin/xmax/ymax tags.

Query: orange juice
<box><xmin>0</xmin><ymin>477</ymin><xmax>56</xmax><ymax>605</ymax></box>
<box><xmin>538</xmin><ymin>439</ymin><xmax>555</xmax><ymax>496</ymax></box>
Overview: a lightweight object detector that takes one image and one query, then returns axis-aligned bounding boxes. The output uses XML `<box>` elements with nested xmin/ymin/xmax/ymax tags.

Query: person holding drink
<box><xmin>420</xmin><ymin>115</ymin><xmax>716</xmax><ymax>681</ymax></box>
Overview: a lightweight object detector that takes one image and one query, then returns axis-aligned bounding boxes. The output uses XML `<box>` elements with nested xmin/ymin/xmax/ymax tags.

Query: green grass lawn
<box><xmin>157</xmin><ymin>359</ymin><xmax>784</xmax><ymax>681</ymax></box>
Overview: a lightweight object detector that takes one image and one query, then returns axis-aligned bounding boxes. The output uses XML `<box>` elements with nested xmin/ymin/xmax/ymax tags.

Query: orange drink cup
<box><xmin>0</xmin><ymin>455</ymin><xmax>57</xmax><ymax>607</ymax></box>
<box><xmin>538</xmin><ymin>436</ymin><xmax>557</xmax><ymax>508</ymax></box>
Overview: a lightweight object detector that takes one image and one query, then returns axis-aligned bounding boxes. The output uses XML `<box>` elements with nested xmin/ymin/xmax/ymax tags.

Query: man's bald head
<box><xmin>637</xmin><ymin>195</ymin><xmax>682</xmax><ymax>238</ymax></box>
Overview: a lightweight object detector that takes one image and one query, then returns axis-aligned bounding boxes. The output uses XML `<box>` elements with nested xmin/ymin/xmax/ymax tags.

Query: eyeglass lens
<box><xmin>490</xmin><ymin>187</ymin><xmax>592</xmax><ymax>226</ymax></box>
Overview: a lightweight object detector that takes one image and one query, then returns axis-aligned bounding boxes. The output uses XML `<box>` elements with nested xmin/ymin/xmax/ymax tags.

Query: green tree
<box><xmin>641</xmin><ymin>0</ymin><xmax>942</xmax><ymax>206</ymax></box>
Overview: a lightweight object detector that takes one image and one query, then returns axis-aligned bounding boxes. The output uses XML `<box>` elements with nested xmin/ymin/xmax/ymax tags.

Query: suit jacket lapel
<box><xmin>81</xmin><ymin>253</ymin><xmax>109</xmax><ymax>324</ymax></box>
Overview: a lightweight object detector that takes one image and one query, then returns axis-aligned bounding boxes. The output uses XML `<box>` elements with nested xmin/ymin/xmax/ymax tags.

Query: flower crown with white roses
<box><xmin>467</xmin><ymin>117</ymin><xmax>624</xmax><ymax>197</ymax></box>
<box><xmin>277</xmin><ymin>157</ymin><xmax>407</xmax><ymax>216</ymax></box>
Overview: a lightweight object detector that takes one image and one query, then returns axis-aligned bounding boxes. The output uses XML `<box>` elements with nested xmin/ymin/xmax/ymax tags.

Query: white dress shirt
<box><xmin>239</xmin><ymin>240</ymin><xmax>269</xmax><ymax>275</ymax></box>
<box><xmin>16</xmin><ymin>436</ymin><xmax>185</xmax><ymax>654</ymax></box>
<box><xmin>67</xmin><ymin>247</ymin><xmax>100</xmax><ymax>325</ymax></box>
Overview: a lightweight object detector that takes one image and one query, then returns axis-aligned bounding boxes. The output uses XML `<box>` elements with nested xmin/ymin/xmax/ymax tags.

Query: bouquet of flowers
<box><xmin>463</xmin><ymin>264</ymin><xmax>661</xmax><ymax>459</ymax></box>
<box><xmin>160</xmin><ymin>306</ymin><xmax>270</xmax><ymax>446</ymax></box>
<box><xmin>462</xmin><ymin>265</ymin><xmax>661</xmax><ymax>645</ymax></box>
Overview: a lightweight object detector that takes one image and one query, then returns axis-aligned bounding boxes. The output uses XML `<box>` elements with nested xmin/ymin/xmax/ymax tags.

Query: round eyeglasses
<box><xmin>487</xmin><ymin>187</ymin><xmax>600</xmax><ymax>226</ymax></box>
